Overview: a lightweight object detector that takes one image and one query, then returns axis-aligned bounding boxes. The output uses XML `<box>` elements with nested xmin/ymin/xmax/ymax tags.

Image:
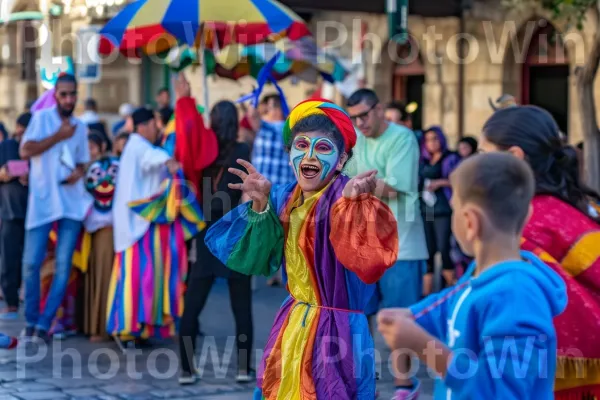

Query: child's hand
<box><xmin>377</xmin><ymin>308</ymin><xmax>421</xmax><ymax>351</ymax></box>
<box><xmin>343</xmin><ymin>170</ymin><xmax>377</xmax><ymax>198</ymax></box>
<box><xmin>378</xmin><ymin>308</ymin><xmax>453</xmax><ymax>378</ymax></box>
<box><xmin>228</xmin><ymin>159</ymin><xmax>271</xmax><ymax>212</ymax></box>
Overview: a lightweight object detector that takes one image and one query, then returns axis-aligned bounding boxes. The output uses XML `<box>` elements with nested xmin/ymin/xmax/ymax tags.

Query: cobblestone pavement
<box><xmin>0</xmin><ymin>278</ymin><xmax>433</xmax><ymax>399</ymax></box>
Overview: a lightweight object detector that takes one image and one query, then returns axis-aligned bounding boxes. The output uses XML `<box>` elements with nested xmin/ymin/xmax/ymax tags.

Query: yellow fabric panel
<box><xmin>284</xmin><ymin>193</ymin><xmax>321</xmax><ymax>304</ymax></box>
<box><xmin>555</xmin><ymin>357</ymin><xmax>600</xmax><ymax>392</ymax></box>
<box><xmin>200</xmin><ymin>0</ymin><xmax>264</xmax><ymax>23</ymax></box>
<box><xmin>129</xmin><ymin>0</ymin><xmax>172</xmax><ymax>27</ymax></box>
<box><xmin>274</xmin><ymin>185</ymin><xmax>329</xmax><ymax>398</ymax></box>
<box><xmin>561</xmin><ymin>232</ymin><xmax>600</xmax><ymax>277</ymax></box>
<box><xmin>276</xmin><ymin>303</ymin><xmax>317</xmax><ymax>400</ymax></box>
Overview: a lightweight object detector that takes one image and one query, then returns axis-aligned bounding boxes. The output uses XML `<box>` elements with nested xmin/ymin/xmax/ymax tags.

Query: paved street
<box><xmin>0</xmin><ymin>278</ymin><xmax>433</xmax><ymax>399</ymax></box>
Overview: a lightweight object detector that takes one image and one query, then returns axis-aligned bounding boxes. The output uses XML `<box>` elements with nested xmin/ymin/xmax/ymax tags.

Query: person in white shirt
<box><xmin>19</xmin><ymin>73</ymin><xmax>92</xmax><ymax>339</ymax></box>
<box><xmin>79</xmin><ymin>98</ymin><xmax>100</xmax><ymax>125</ymax></box>
<box><xmin>107</xmin><ymin>107</ymin><xmax>184</xmax><ymax>341</ymax></box>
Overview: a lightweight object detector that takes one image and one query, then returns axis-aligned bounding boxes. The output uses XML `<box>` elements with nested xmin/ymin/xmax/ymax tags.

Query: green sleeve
<box><xmin>205</xmin><ymin>201</ymin><xmax>284</xmax><ymax>277</ymax></box>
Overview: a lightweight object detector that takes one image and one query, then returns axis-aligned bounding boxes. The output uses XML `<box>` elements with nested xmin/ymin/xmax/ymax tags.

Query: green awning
<box><xmin>0</xmin><ymin>11</ymin><xmax>44</xmax><ymax>24</ymax></box>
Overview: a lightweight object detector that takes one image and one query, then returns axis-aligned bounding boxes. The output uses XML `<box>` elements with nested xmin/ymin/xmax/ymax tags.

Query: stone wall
<box><xmin>308</xmin><ymin>6</ymin><xmax>599</xmax><ymax>146</ymax></box>
<box><xmin>1</xmin><ymin>2</ymin><xmax>600</xmax><ymax>145</ymax></box>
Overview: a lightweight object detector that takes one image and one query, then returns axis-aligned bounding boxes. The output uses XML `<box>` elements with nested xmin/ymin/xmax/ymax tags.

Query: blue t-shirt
<box><xmin>410</xmin><ymin>251</ymin><xmax>567</xmax><ymax>400</ymax></box>
<box><xmin>0</xmin><ymin>139</ymin><xmax>28</xmax><ymax>220</ymax></box>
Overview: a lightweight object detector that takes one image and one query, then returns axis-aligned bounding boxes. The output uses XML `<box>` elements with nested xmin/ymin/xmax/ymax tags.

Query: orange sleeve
<box><xmin>330</xmin><ymin>194</ymin><xmax>398</xmax><ymax>284</ymax></box>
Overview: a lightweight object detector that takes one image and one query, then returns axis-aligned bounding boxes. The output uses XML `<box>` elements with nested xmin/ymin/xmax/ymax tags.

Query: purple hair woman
<box><xmin>419</xmin><ymin>126</ymin><xmax>460</xmax><ymax>295</ymax></box>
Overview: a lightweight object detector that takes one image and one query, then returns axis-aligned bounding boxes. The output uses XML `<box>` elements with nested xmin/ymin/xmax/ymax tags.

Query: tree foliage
<box><xmin>503</xmin><ymin>0</ymin><xmax>596</xmax><ymax>29</ymax></box>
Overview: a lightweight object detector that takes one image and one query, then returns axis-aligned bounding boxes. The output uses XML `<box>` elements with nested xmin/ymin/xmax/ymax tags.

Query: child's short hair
<box><xmin>451</xmin><ymin>153</ymin><xmax>535</xmax><ymax>234</ymax></box>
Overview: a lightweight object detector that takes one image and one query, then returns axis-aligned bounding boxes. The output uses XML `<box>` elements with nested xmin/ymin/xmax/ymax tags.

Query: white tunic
<box><xmin>112</xmin><ymin>133</ymin><xmax>171</xmax><ymax>253</ymax></box>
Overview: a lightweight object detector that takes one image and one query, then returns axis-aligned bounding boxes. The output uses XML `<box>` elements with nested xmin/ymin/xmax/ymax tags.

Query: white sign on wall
<box><xmin>0</xmin><ymin>0</ymin><xmax>16</xmax><ymax>23</ymax></box>
<box><xmin>76</xmin><ymin>25</ymin><xmax>102</xmax><ymax>83</ymax></box>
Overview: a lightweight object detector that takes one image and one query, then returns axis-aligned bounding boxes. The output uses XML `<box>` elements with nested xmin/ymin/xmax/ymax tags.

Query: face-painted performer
<box><xmin>205</xmin><ymin>99</ymin><xmax>399</xmax><ymax>400</ymax></box>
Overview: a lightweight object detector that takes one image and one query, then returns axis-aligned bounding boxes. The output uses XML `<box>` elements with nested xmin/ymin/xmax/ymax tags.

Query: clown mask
<box><xmin>290</xmin><ymin>131</ymin><xmax>348</xmax><ymax>195</ymax></box>
<box><xmin>86</xmin><ymin>158</ymin><xmax>119</xmax><ymax>212</ymax></box>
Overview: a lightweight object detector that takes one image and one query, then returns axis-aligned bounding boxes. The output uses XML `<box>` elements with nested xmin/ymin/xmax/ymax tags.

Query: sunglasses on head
<box><xmin>349</xmin><ymin>102</ymin><xmax>378</xmax><ymax>123</ymax></box>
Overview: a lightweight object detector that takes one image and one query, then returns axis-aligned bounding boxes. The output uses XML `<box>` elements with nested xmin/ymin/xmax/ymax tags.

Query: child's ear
<box><xmin>524</xmin><ymin>203</ymin><xmax>533</xmax><ymax>228</ymax></box>
<box><xmin>507</xmin><ymin>145</ymin><xmax>525</xmax><ymax>160</ymax></box>
<box><xmin>464</xmin><ymin>207</ymin><xmax>481</xmax><ymax>243</ymax></box>
<box><xmin>337</xmin><ymin>152</ymin><xmax>349</xmax><ymax>171</ymax></box>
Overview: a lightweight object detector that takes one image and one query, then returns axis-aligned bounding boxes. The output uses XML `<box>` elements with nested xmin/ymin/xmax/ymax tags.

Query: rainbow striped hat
<box><xmin>283</xmin><ymin>99</ymin><xmax>357</xmax><ymax>152</ymax></box>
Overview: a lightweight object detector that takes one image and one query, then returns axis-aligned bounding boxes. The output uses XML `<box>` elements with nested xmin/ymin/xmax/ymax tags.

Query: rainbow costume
<box><xmin>205</xmin><ymin>101</ymin><xmax>398</xmax><ymax>399</ymax></box>
<box><xmin>106</xmin><ymin>131</ymin><xmax>205</xmax><ymax>339</ymax></box>
<box><xmin>522</xmin><ymin>195</ymin><xmax>600</xmax><ymax>399</ymax></box>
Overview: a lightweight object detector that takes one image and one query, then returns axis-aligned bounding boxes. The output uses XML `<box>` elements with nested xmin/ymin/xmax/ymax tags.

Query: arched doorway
<box><xmin>503</xmin><ymin>20</ymin><xmax>569</xmax><ymax>134</ymax></box>
<box><xmin>391</xmin><ymin>38</ymin><xmax>425</xmax><ymax>130</ymax></box>
<box><xmin>523</xmin><ymin>22</ymin><xmax>569</xmax><ymax>133</ymax></box>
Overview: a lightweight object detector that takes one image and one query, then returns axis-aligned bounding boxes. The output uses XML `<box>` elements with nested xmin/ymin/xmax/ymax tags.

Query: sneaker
<box><xmin>33</xmin><ymin>329</ymin><xmax>50</xmax><ymax>343</ymax></box>
<box><xmin>0</xmin><ymin>335</ymin><xmax>17</xmax><ymax>349</ymax></box>
<box><xmin>391</xmin><ymin>379</ymin><xmax>420</xmax><ymax>400</ymax></box>
<box><xmin>0</xmin><ymin>308</ymin><xmax>18</xmax><ymax>321</ymax></box>
<box><xmin>178</xmin><ymin>371</ymin><xmax>199</xmax><ymax>385</ymax></box>
<box><xmin>235</xmin><ymin>369</ymin><xmax>256</xmax><ymax>384</ymax></box>
<box><xmin>52</xmin><ymin>330</ymin><xmax>77</xmax><ymax>341</ymax></box>
<box><xmin>7</xmin><ymin>337</ymin><xmax>18</xmax><ymax>349</ymax></box>
<box><xmin>20</xmin><ymin>326</ymin><xmax>35</xmax><ymax>338</ymax></box>
<box><xmin>0</xmin><ymin>312</ymin><xmax>18</xmax><ymax>321</ymax></box>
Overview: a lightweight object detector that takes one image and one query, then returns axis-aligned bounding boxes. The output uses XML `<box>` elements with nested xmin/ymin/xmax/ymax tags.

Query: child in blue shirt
<box><xmin>378</xmin><ymin>153</ymin><xmax>567</xmax><ymax>400</ymax></box>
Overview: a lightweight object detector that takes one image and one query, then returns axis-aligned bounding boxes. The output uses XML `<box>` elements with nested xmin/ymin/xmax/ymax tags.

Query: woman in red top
<box><xmin>480</xmin><ymin>105</ymin><xmax>600</xmax><ymax>400</ymax></box>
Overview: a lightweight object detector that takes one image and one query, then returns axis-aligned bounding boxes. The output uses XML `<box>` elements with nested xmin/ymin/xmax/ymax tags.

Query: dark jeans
<box><xmin>0</xmin><ymin>219</ymin><xmax>25</xmax><ymax>308</ymax></box>
<box><xmin>178</xmin><ymin>276</ymin><xmax>253</xmax><ymax>374</ymax></box>
<box><xmin>424</xmin><ymin>214</ymin><xmax>453</xmax><ymax>273</ymax></box>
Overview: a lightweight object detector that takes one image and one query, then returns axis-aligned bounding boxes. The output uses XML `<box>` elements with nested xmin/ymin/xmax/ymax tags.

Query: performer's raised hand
<box><xmin>343</xmin><ymin>170</ymin><xmax>377</xmax><ymax>199</ymax></box>
<box><xmin>174</xmin><ymin>72</ymin><xmax>191</xmax><ymax>100</ymax></box>
<box><xmin>228</xmin><ymin>159</ymin><xmax>271</xmax><ymax>212</ymax></box>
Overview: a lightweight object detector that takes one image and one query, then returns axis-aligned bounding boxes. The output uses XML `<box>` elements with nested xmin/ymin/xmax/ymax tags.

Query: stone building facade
<box><xmin>169</xmin><ymin>1</ymin><xmax>600</xmax><ymax>145</ymax></box>
<box><xmin>0</xmin><ymin>0</ymin><xmax>598</xmax><ymax>146</ymax></box>
<box><xmin>302</xmin><ymin>2</ymin><xmax>596</xmax><ymax>145</ymax></box>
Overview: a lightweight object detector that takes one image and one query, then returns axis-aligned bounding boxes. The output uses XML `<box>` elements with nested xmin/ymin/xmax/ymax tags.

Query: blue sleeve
<box><xmin>409</xmin><ymin>287</ymin><xmax>452</xmax><ymax>340</ymax></box>
<box><xmin>410</xmin><ymin>262</ymin><xmax>476</xmax><ymax>340</ymax></box>
<box><xmin>444</xmin><ymin>282</ymin><xmax>556</xmax><ymax>398</ymax></box>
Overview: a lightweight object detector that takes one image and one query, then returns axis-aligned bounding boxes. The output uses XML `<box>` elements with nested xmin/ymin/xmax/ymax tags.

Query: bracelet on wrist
<box><xmin>252</xmin><ymin>202</ymin><xmax>270</xmax><ymax>215</ymax></box>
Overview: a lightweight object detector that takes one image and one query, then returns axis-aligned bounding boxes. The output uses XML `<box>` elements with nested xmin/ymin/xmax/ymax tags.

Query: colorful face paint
<box><xmin>291</xmin><ymin>134</ymin><xmax>340</xmax><ymax>181</ymax></box>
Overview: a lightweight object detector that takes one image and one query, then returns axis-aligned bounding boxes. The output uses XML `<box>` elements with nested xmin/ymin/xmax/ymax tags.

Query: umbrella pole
<box><xmin>199</xmin><ymin>34</ymin><xmax>210</xmax><ymax>124</ymax></box>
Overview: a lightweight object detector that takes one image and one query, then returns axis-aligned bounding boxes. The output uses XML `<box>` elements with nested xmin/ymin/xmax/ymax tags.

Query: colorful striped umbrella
<box><xmin>98</xmin><ymin>0</ymin><xmax>311</xmax><ymax>56</ymax></box>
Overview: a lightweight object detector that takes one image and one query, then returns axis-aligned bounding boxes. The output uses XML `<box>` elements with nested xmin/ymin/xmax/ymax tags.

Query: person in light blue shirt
<box><xmin>19</xmin><ymin>74</ymin><xmax>92</xmax><ymax>340</ymax></box>
<box><xmin>378</xmin><ymin>153</ymin><xmax>567</xmax><ymax>400</ymax></box>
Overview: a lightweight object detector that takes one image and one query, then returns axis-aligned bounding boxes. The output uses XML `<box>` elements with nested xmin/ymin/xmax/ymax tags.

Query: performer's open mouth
<box><xmin>300</xmin><ymin>163</ymin><xmax>321</xmax><ymax>179</ymax></box>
